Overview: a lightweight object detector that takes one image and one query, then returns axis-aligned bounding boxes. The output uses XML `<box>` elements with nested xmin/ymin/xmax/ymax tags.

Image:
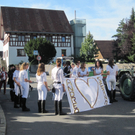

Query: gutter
<box><xmin>5</xmin><ymin>31</ymin><xmax>74</xmax><ymax>35</ymax></box>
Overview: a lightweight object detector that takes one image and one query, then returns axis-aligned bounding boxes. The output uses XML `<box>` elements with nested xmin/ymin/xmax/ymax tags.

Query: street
<box><xmin>0</xmin><ymin>74</ymin><xmax>135</xmax><ymax>135</ymax></box>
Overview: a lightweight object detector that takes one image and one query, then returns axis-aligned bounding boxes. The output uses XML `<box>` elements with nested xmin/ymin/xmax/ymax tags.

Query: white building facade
<box><xmin>0</xmin><ymin>7</ymin><xmax>74</xmax><ymax>67</ymax></box>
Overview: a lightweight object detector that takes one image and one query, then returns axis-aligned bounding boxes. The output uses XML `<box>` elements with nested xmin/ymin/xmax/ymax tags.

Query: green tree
<box><xmin>112</xmin><ymin>8</ymin><xmax>135</xmax><ymax>62</ymax></box>
<box><xmin>80</xmin><ymin>32</ymin><xmax>99</xmax><ymax>62</ymax></box>
<box><xmin>24</xmin><ymin>38</ymin><xmax>56</xmax><ymax>64</ymax></box>
<box><xmin>127</xmin><ymin>33</ymin><xmax>135</xmax><ymax>62</ymax></box>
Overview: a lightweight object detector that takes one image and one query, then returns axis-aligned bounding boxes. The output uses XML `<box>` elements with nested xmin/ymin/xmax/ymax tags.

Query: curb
<box><xmin>0</xmin><ymin>105</ymin><xmax>6</xmax><ymax>135</ymax></box>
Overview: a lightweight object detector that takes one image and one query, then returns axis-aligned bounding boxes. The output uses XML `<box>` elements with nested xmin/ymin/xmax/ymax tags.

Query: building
<box><xmin>70</xmin><ymin>19</ymin><xmax>86</xmax><ymax>57</ymax></box>
<box><xmin>0</xmin><ymin>6</ymin><xmax>74</xmax><ymax>67</ymax></box>
<box><xmin>95</xmin><ymin>40</ymin><xmax>114</xmax><ymax>61</ymax></box>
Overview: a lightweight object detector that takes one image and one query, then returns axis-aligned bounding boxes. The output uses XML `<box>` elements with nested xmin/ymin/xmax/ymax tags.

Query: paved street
<box><xmin>0</xmin><ymin>74</ymin><xmax>135</xmax><ymax>135</ymax></box>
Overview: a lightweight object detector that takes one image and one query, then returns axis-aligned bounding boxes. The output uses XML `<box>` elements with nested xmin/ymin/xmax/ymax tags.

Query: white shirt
<box><xmin>19</xmin><ymin>70</ymin><xmax>28</xmax><ymax>83</ymax></box>
<box><xmin>70</xmin><ymin>67</ymin><xmax>78</xmax><ymax>78</ymax></box>
<box><xmin>13</xmin><ymin>70</ymin><xmax>20</xmax><ymax>82</ymax></box>
<box><xmin>106</xmin><ymin>65</ymin><xmax>119</xmax><ymax>79</ymax></box>
<box><xmin>51</xmin><ymin>67</ymin><xmax>64</xmax><ymax>84</ymax></box>
<box><xmin>78</xmin><ymin>68</ymin><xmax>88</xmax><ymax>77</ymax></box>
<box><xmin>36</xmin><ymin>72</ymin><xmax>47</xmax><ymax>86</ymax></box>
<box><xmin>75</xmin><ymin>66</ymin><xmax>80</xmax><ymax>75</ymax></box>
<box><xmin>94</xmin><ymin>67</ymin><xmax>103</xmax><ymax>75</ymax></box>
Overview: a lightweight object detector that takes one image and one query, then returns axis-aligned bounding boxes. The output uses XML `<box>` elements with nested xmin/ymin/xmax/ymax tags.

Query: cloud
<box><xmin>1</xmin><ymin>0</ymin><xmax>135</xmax><ymax>43</ymax></box>
<box><xmin>83</xmin><ymin>0</ymin><xmax>135</xmax><ymax>39</ymax></box>
<box><xmin>30</xmin><ymin>3</ymin><xmax>51</xmax><ymax>9</ymax></box>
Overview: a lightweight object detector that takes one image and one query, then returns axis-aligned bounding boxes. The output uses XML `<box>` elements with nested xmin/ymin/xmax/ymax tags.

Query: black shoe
<box><xmin>58</xmin><ymin>100</ymin><xmax>67</xmax><ymax>115</ymax></box>
<box><xmin>38</xmin><ymin>100</ymin><xmax>41</xmax><ymax>113</ymax></box>
<box><xmin>14</xmin><ymin>105</ymin><xmax>20</xmax><ymax>108</ymax></box>
<box><xmin>22</xmin><ymin>98</ymin><xmax>30</xmax><ymax>112</ymax></box>
<box><xmin>22</xmin><ymin>107</ymin><xmax>30</xmax><ymax>111</ymax></box>
<box><xmin>55</xmin><ymin>101</ymin><xmax>58</xmax><ymax>115</ymax></box>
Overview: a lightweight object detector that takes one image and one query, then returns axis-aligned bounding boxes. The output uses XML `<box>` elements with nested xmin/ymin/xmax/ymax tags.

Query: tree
<box><xmin>127</xmin><ymin>33</ymin><xmax>135</xmax><ymax>62</ymax></box>
<box><xmin>80</xmin><ymin>32</ymin><xmax>99</xmax><ymax>62</ymax></box>
<box><xmin>112</xmin><ymin>8</ymin><xmax>135</xmax><ymax>62</ymax></box>
<box><xmin>24</xmin><ymin>38</ymin><xmax>56</xmax><ymax>64</ymax></box>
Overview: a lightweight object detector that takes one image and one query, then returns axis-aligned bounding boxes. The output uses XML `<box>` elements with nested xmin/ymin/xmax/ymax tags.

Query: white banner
<box><xmin>64</xmin><ymin>75</ymin><xmax>110</xmax><ymax>114</ymax></box>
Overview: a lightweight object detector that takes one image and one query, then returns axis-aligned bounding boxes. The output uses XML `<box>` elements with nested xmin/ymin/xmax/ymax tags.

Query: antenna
<box><xmin>75</xmin><ymin>10</ymin><xmax>76</xmax><ymax>20</ymax></box>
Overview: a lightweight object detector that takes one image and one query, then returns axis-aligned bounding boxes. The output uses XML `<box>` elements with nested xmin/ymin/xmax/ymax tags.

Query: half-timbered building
<box><xmin>0</xmin><ymin>6</ymin><xmax>74</xmax><ymax>67</ymax></box>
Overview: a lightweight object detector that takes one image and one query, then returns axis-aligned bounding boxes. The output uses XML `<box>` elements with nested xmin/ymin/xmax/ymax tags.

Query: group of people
<box><xmin>0</xmin><ymin>57</ymin><xmax>118</xmax><ymax>115</ymax></box>
<box><xmin>63</xmin><ymin>61</ymin><xmax>89</xmax><ymax>78</ymax></box>
<box><xmin>62</xmin><ymin>58</ymin><xmax>118</xmax><ymax>103</ymax></box>
<box><xmin>0</xmin><ymin>63</ymin><xmax>32</xmax><ymax>112</ymax></box>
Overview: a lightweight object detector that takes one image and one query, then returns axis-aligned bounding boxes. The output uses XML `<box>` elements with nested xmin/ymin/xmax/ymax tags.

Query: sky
<box><xmin>0</xmin><ymin>0</ymin><xmax>135</xmax><ymax>51</ymax></box>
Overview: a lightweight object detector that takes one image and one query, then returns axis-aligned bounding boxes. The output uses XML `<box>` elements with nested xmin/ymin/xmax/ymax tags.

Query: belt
<box><xmin>53</xmin><ymin>82</ymin><xmax>61</xmax><ymax>84</ymax></box>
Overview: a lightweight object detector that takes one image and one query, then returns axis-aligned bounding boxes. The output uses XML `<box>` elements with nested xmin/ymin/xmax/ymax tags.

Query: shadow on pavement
<box><xmin>0</xmin><ymin>89</ymin><xmax>135</xmax><ymax>135</ymax></box>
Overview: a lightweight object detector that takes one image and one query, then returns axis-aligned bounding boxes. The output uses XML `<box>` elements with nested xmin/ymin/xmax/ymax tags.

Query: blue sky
<box><xmin>0</xmin><ymin>0</ymin><xmax>135</xmax><ymax>50</ymax></box>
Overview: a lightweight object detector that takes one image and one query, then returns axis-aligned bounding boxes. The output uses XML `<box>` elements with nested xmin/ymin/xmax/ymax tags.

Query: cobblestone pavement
<box><xmin>0</xmin><ymin>74</ymin><xmax>135</xmax><ymax>135</ymax></box>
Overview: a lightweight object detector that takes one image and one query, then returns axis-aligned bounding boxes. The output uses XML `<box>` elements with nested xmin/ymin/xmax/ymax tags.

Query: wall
<box><xmin>53</xmin><ymin>35</ymin><xmax>74</xmax><ymax>61</ymax></box>
<box><xmin>3</xmin><ymin>41</ymin><xmax>9</xmax><ymax>67</ymax></box>
<box><xmin>9</xmin><ymin>46</ymin><xmax>29</xmax><ymax>66</ymax></box>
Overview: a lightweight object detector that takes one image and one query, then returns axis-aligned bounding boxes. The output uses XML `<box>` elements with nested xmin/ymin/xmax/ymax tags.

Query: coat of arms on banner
<box><xmin>64</xmin><ymin>75</ymin><xmax>109</xmax><ymax>114</ymax></box>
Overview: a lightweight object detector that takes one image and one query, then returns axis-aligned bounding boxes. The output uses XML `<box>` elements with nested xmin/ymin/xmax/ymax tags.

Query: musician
<box><xmin>51</xmin><ymin>58</ymin><xmax>66</xmax><ymax>115</ymax></box>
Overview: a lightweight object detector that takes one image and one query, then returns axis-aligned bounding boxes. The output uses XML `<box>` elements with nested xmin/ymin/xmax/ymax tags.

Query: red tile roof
<box><xmin>1</xmin><ymin>6</ymin><xmax>73</xmax><ymax>34</ymax></box>
<box><xmin>95</xmin><ymin>40</ymin><xmax>114</xmax><ymax>59</ymax></box>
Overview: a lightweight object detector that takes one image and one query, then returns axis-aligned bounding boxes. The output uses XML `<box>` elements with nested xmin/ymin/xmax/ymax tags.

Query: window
<box><xmin>30</xmin><ymin>35</ymin><xmax>37</xmax><ymax>39</ymax></box>
<box><xmin>46</xmin><ymin>36</ymin><xmax>52</xmax><ymax>42</ymax></box>
<box><xmin>61</xmin><ymin>49</ymin><xmax>66</xmax><ymax>56</ymax></box>
<box><xmin>62</xmin><ymin>37</ymin><xmax>65</xmax><ymax>42</ymax></box>
<box><xmin>18</xmin><ymin>35</ymin><xmax>25</xmax><ymax>41</ymax></box>
<box><xmin>51</xmin><ymin>35</ymin><xmax>71</xmax><ymax>47</ymax></box>
<box><xmin>17</xmin><ymin>49</ymin><xmax>26</xmax><ymax>56</ymax></box>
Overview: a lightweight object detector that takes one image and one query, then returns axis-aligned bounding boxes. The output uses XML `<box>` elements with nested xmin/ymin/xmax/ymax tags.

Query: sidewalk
<box><xmin>0</xmin><ymin>73</ymin><xmax>36</xmax><ymax>135</ymax></box>
<box><xmin>0</xmin><ymin>95</ymin><xmax>6</xmax><ymax>135</ymax></box>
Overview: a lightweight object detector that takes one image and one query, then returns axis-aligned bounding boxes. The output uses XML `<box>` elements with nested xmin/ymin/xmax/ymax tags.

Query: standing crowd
<box><xmin>0</xmin><ymin>57</ymin><xmax>118</xmax><ymax>115</ymax></box>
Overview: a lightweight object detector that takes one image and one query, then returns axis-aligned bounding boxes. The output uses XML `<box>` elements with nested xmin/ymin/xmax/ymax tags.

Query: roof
<box><xmin>0</xmin><ymin>6</ymin><xmax>73</xmax><ymax>35</ymax></box>
<box><xmin>95</xmin><ymin>40</ymin><xmax>114</xmax><ymax>59</ymax></box>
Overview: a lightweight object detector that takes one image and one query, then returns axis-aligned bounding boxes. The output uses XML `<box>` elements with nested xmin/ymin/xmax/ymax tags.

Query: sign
<box><xmin>33</xmin><ymin>50</ymin><xmax>38</xmax><ymax>55</ymax></box>
<box><xmin>37</xmin><ymin>55</ymin><xmax>41</xmax><ymax>61</ymax></box>
<box><xmin>64</xmin><ymin>75</ymin><xmax>109</xmax><ymax>114</ymax></box>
